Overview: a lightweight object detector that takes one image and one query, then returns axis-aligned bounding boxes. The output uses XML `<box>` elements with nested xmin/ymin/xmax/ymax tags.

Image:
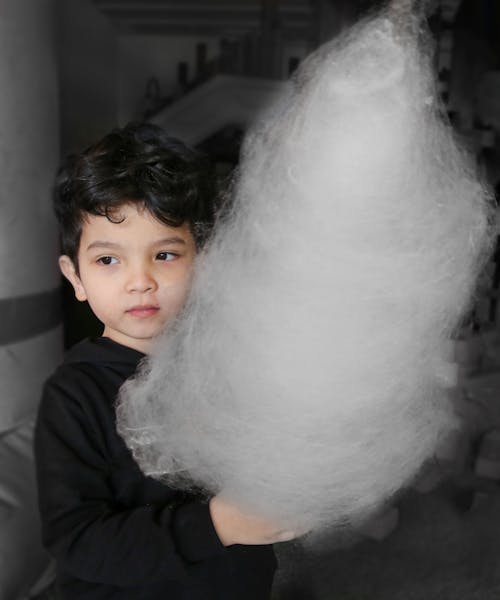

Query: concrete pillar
<box><xmin>0</xmin><ymin>0</ymin><xmax>62</xmax><ymax>596</ymax></box>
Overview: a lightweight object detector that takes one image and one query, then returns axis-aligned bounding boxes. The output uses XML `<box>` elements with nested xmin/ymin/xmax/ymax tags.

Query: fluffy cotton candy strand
<box><xmin>117</xmin><ymin>11</ymin><xmax>494</xmax><ymax>534</ymax></box>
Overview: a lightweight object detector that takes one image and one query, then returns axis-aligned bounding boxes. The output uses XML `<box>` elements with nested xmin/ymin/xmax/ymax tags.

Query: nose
<box><xmin>125</xmin><ymin>263</ymin><xmax>158</xmax><ymax>294</ymax></box>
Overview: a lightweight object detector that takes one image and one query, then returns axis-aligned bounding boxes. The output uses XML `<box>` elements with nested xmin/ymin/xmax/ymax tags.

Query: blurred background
<box><xmin>0</xmin><ymin>0</ymin><xmax>499</xmax><ymax>598</ymax></box>
<box><xmin>59</xmin><ymin>0</ymin><xmax>500</xmax><ymax>346</ymax></box>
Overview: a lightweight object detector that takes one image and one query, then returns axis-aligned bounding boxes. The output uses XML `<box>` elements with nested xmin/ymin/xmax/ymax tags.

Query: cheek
<box><xmin>162</xmin><ymin>261</ymin><xmax>195</xmax><ymax>290</ymax></box>
<box><xmin>84</xmin><ymin>287</ymin><xmax>116</xmax><ymax>319</ymax></box>
<box><xmin>161</xmin><ymin>277</ymin><xmax>193</xmax><ymax>312</ymax></box>
<box><xmin>170</xmin><ymin>281</ymin><xmax>192</xmax><ymax>306</ymax></box>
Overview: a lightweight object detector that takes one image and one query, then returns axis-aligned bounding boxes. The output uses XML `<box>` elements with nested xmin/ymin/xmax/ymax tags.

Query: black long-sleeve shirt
<box><xmin>34</xmin><ymin>337</ymin><xmax>277</xmax><ymax>599</ymax></box>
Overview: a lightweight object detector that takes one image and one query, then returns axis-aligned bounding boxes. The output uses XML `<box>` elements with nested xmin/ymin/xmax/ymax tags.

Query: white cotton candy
<box><xmin>116</xmin><ymin>11</ymin><xmax>494</xmax><ymax>534</ymax></box>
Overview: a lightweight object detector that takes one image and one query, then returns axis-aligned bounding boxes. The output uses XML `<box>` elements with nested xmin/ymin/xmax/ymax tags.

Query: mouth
<box><xmin>126</xmin><ymin>305</ymin><xmax>160</xmax><ymax>318</ymax></box>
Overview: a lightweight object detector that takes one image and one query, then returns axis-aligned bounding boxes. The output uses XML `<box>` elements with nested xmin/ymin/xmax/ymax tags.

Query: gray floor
<box><xmin>274</xmin><ymin>479</ymin><xmax>500</xmax><ymax>599</ymax></box>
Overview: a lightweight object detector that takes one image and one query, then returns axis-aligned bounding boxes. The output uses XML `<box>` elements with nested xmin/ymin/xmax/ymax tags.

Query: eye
<box><xmin>97</xmin><ymin>256</ymin><xmax>118</xmax><ymax>265</ymax></box>
<box><xmin>156</xmin><ymin>251</ymin><xmax>177</xmax><ymax>261</ymax></box>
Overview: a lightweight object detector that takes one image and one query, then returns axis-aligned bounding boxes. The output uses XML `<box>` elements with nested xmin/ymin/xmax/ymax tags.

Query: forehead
<box><xmin>79</xmin><ymin>204</ymin><xmax>194</xmax><ymax>249</ymax></box>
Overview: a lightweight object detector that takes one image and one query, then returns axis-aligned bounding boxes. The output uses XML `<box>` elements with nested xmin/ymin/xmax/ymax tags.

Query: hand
<box><xmin>209</xmin><ymin>496</ymin><xmax>297</xmax><ymax>547</ymax></box>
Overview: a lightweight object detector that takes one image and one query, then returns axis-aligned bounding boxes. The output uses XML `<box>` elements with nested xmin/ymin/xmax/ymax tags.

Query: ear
<box><xmin>59</xmin><ymin>255</ymin><xmax>87</xmax><ymax>302</ymax></box>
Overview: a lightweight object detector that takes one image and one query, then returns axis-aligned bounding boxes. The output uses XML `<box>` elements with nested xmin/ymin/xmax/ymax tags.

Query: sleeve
<box><xmin>34</xmin><ymin>371</ymin><xmax>226</xmax><ymax>587</ymax></box>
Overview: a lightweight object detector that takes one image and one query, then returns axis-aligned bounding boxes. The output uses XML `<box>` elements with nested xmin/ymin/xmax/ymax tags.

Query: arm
<box><xmin>34</xmin><ymin>372</ymin><xmax>226</xmax><ymax>587</ymax></box>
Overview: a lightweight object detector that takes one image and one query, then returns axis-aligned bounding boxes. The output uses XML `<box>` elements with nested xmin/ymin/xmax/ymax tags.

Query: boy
<box><xmin>34</xmin><ymin>123</ymin><xmax>294</xmax><ymax>599</ymax></box>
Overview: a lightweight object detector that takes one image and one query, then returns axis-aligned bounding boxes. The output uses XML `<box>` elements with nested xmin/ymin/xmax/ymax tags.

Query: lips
<box><xmin>126</xmin><ymin>305</ymin><xmax>160</xmax><ymax>318</ymax></box>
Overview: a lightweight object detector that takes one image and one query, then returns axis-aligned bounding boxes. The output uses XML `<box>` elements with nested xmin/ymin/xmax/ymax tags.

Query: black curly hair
<box><xmin>54</xmin><ymin>122</ymin><xmax>217</xmax><ymax>268</ymax></box>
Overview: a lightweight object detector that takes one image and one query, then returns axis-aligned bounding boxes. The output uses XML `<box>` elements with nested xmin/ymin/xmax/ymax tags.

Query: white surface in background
<box><xmin>152</xmin><ymin>74</ymin><xmax>286</xmax><ymax>145</ymax></box>
<box><xmin>0</xmin><ymin>327</ymin><xmax>63</xmax><ymax>433</ymax></box>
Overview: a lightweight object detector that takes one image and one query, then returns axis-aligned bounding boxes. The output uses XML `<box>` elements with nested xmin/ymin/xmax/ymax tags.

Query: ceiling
<box><xmin>91</xmin><ymin>0</ymin><xmax>315</xmax><ymax>37</ymax></box>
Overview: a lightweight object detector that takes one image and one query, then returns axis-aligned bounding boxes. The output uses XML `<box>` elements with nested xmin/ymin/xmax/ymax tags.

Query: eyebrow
<box><xmin>153</xmin><ymin>237</ymin><xmax>187</xmax><ymax>246</ymax></box>
<box><xmin>86</xmin><ymin>237</ymin><xmax>187</xmax><ymax>251</ymax></box>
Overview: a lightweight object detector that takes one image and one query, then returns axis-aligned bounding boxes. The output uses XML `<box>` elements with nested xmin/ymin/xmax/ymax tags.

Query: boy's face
<box><xmin>59</xmin><ymin>203</ymin><xmax>197</xmax><ymax>353</ymax></box>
